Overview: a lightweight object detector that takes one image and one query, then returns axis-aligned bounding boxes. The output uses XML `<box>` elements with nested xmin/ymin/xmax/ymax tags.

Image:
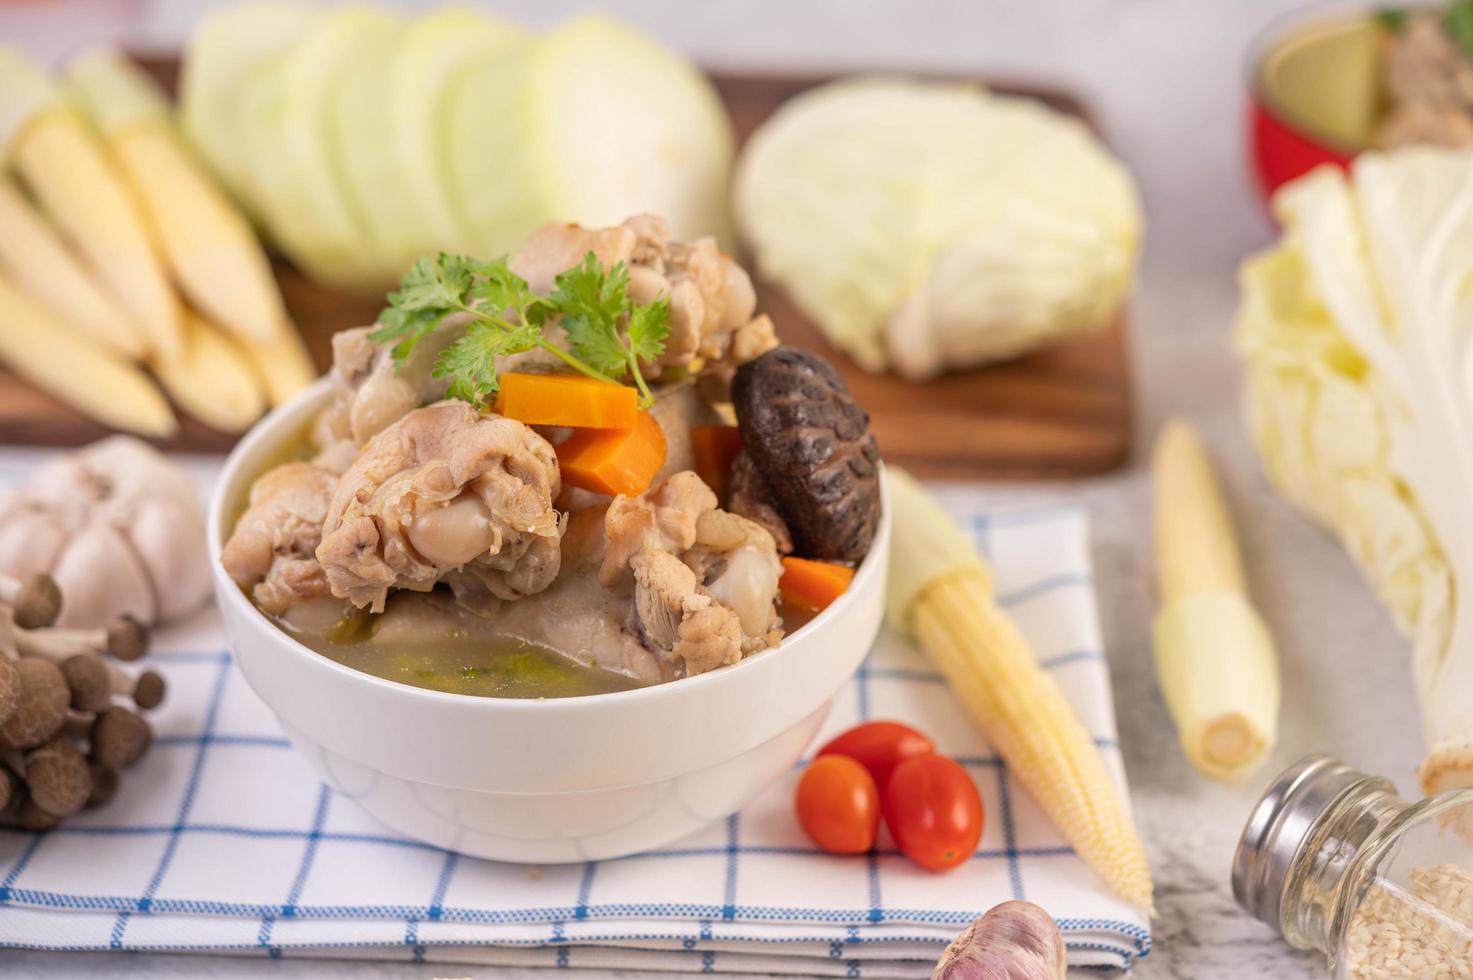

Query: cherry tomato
<box><xmin>882</xmin><ymin>754</ymin><xmax>984</xmax><ymax>872</ymax></box>
<box><xmin>817</xmin><ymin>721</ymin><xmax>935</xmax><ymax>791</ymax></box>
<box><xmin>795</xmin><ymin>755</ymin><xmax>881</xmax><ymax>855</ymax></box>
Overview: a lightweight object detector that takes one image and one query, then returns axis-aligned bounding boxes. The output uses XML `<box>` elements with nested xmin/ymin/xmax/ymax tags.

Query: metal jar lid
<box><xmin>1231</xmin><ymin>754</ymin><xmax>1390</xmax><ymax>937</ymax></box>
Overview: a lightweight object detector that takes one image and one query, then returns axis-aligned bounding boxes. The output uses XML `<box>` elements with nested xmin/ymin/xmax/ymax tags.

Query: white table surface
<box><xmin>0</xmin><ymin>1</ymin><xmax>1416</xmax><ymax>977</ymax></box>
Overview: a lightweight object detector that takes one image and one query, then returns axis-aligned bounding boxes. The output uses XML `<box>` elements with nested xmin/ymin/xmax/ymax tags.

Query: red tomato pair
<box><xmin>794</xmin><ymin>721</ymin><xmax>984</xmax><ymax>872</ymax></box>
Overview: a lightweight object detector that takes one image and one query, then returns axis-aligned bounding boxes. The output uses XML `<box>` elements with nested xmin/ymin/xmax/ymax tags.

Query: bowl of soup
<box><xmin>210</xmin><ymin>215</ymin><xmax>889</xmax><ymax>861</ymax></box>
<box><xmin>210</xmin><ymin>383</ymin><xmax>889</xmax><ymax>862</ymax></box>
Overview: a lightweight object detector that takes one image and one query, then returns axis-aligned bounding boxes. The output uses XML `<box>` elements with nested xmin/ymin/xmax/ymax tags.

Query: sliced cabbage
<box><xmin>178</xmin><ymin>1</ymin><xmax>315</xmax><ymax>218</ymax></box>
<box><xmin>388</xmin><ymin>8</ymin><xmax>528</xmax><ymax>261</ymax></box>
<box><xmin>325</xmin><ymin>7</ymin><xmax>411</xmax><ymax>285</ymax></box>
<box><xmin>180</xmin><ymin>6</ymin><xmax>731</xmax><ymax>294</ymax></box>
<box><xmin>448</xmin><ymin>13</ymin><xmax>733</xmax><ymax>261</ymax></box>
<box><xmin>734</xmin><ymin>78</ymin><xmax>1142</xmax><ymax>377</ymax></box>
<box><xmin>238</xmin><ymin>6</ymin><xmax>401</xmax><ymax>291</ymax></box>
<box><xmin>1233</xmin><ymin>150</ymin><xmax>1473</xmax><ymax>795</ymax></box>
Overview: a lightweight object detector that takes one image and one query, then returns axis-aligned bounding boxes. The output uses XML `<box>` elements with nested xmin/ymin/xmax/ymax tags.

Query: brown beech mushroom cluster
<box><xmin>0</xmin><ymin>571</ymin><xmax>164</xmax><ymax>830</ymax></box>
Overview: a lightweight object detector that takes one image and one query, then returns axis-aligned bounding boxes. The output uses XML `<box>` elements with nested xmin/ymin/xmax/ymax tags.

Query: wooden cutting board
<box><xmin>0</xmin><ymin>63</ymin><xmax>1132</xmax><ymax>478</ymax></box>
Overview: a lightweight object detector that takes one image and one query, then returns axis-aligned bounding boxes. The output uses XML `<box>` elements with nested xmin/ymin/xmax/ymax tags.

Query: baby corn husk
<box><xmin>0</xmin><ymin>174</ymin><xmax>146</xmax><ymax>358</ymax></box>
<box><xmin>1151</xmin><ymin>419</ymin><xmax>1279</xmax><ymax>782</ymax></box>
<box><xmin>0</xmin><ymin>44</ymin><xmax>182</xmax><ymax>362</ymax></box>
<box><xmin>152</xmin><ymin>312</ymin><xmax>268</xmax><ymax>434</ymax></box>
<box><xmin>67</xmin><ymin>46</ymin><xmax>291</xmax><ymax>347</ymax></box>
<box><xmin>885</xmin><ymin>468</ymin><xmax>1153</xmax><ymax>912</ymax></box>
<box><xmin>238</xmin><ymin>325</ymin><xmax>318</xmax><ymax>407</ymax></box>
<box><xmin>0</xmin><ymin>272</ymin><xmax>175</xmax><ymax>438</ymax></box>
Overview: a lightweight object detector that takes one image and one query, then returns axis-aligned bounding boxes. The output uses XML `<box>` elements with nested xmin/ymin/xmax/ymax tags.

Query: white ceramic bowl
<box><xmin>208</xmin><ymin>380</ymin><xmax>891</xmax><ymax>862</ymax></box>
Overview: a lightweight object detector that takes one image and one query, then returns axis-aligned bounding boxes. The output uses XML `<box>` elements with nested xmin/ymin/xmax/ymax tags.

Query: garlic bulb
<box><xmin>931</xmin><ymin>901</ymin><xmax>1067</xmax><ymax>980</ymax></box>
<box><xmin>0</xmin><ymin>437</ymin><xmax>210</xmax><ymax>627</ymax></box>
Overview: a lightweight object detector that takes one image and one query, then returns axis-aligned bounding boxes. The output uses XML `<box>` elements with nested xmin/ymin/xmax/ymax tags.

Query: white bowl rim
<box><xmin>208</xmin><ymin>378</ymin><xmax>892</xmax><ymax>715</ymax></box>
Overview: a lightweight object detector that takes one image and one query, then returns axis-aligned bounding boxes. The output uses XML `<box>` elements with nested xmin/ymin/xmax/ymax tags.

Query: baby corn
<box><xmin>67</xmin><ymin>46</ymin><xmax>292</xmax><ymax>347</ymax></box>
<box><xmin>0</xmin><ymin>175</ymin><xmax>146</xmax><ymax>358</ymax></box>
<box><xmin>0</xmin><ymin>273</ymin><xmax>176</xmax><ymax>438</ymax></box>
<box><xmin>238</xmin><ymin>327</ymin><xmax>318</xmax><ymax>407</ymax></box>
<box><xmin>153</xmin><ymin>313</ymin><xmax>268</xmax><ymax>434</ymax></box>
<box><xmin>0</xmin><ymin>44</ymin><xmax>182</xmax><ymax>361</ymax></box>
<box><xmin>1151</xmin><ymin>419</ymin><xmax>1279</xmax><ymax>781</ymax></box>
<box><xmin>885</xmin><ymin>468</ymin><xmax>1153</xmax><ymax>912</ymax></box>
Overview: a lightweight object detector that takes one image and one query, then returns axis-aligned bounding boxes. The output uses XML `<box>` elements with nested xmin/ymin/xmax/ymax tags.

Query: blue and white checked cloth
<box><xmin>0</xmin><ymin>453</ymin><xmax>1150</xmax><ymax>975</ymax></box>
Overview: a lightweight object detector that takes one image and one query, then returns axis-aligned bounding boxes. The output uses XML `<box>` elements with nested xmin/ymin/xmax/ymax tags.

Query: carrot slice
<box><xmin>780</xmin><ymin>557</ymin><xmax>856</xmax><ymax>613</ymax></box>
<box><xmin>496</xmin><ymin>373</ymin><xmax>638</xmax><ymax>429</ymax></box>
<box><xmin>557</xmin><ymin>410</ymin><xmax>667</xmax><ymax>496</ymax></box>
<box><xmin>690</xmin><ymin>425</ymin><xmax>743</xmax><ymax>498</ymax></box>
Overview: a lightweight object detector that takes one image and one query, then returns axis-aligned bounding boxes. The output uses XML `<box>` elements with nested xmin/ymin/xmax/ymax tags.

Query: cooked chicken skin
<box><xmin>315</xmin><ymin>402</ymin><xmax>563</xmax><ymax>613</ymax></box>
<box><xmin>611</xmin><ymin>473</ymin><xmax>783</xmax><ymax>673</ymax></box>
<box><xmin>221</xmin><ymin>462</ymin><xmax>338</xmax><ymax>616</ymax></box>
<box><xmin>601</xmin><ymin>471</ymin><xmax>716</xmax><ymax>586</ymax></box>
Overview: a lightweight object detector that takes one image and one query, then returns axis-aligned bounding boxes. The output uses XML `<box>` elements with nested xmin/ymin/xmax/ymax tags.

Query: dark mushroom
<box><xmin>91</xmin><ymin>706</ymin><xmax>152</xmax><ymax>769</ymax></box>
<box><xmin>0</xmin><ymin>658</ymin><xmax>70</xmax><ymax>749</ymax></box>
<box><xmin>726</xmin><ymin>453</ymin><xmax>794</xmax><ymax>555</ymax></box>
<box><xmin>24</xmin><ymin>739</ymin><xmax>91</xmax><ymax>818</ymax></box>
<box><xmin>0</xmin><ymin>574</ymin><xmax>62</xmax><ymax>630</ymax></box>
<box><xmin>731</xmin><ymin>347</ymin><xmax>881</xmax><ymax>562</ymax></box>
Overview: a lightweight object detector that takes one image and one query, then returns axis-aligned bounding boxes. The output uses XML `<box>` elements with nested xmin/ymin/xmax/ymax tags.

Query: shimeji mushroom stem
<box><xmin>14</xmin><ymin>616</ymin><xmax>148</xmax><ymax>662</ymax></box>
<box><xmin>0</xmin><ymin>574</ymin><xmax>62</xmax><ymax>630</ymax></box>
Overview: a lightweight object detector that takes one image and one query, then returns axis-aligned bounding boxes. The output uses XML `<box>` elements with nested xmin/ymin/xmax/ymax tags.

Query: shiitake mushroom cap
<box><xmin>731</xmin><ymin>347</ymin><xmax>881</xmax><ymax>562</ymax></box>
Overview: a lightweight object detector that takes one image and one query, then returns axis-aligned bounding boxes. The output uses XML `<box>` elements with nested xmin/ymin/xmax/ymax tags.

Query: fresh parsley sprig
<box><xmin>369</xmin><ymin>252</ymin><xmax>670</xmax><ymax>408</ymax></box>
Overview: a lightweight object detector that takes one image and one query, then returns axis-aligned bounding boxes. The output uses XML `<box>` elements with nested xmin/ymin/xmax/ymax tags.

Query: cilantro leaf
<box><xmin>1376</xmin><ymin>6</ymin><xmax>1407</xmax><ymax>31</ymax></box>
<box><xmin>627</xmin><ymin>297</ymin><xmax>670</xmax><ymax>364</ymax></box>
<box><xmin>432</xmin><ymin>320</ymin><xmax>541</xmax><ymax>405</ymax></box>
<box><xmin>1447</xmin><ymin>1</ymin><xmax>1473</xmax><ymax>61</ymax></box>
<box><xmin>561</xmin><ymin>309</ymin><xmax>632</xmax><ymax>378</ymax></box>
<box><xmin>375</xmin><ymin>248</ymin><xmax>673</xmax><ymax>409</ymax></box>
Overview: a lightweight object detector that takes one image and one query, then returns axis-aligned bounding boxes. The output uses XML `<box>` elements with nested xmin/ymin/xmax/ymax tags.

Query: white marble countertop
<box><xmin>0</xmin><ymin>1</ymin><xmax>1417</xmax><ymax>977</ymax></box>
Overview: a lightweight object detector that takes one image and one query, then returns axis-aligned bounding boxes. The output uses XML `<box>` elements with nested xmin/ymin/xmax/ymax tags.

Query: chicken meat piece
<box><xmin>315</xmin><ymin>402</ymin><xmax>563</xmax><ymax>612</ymax></box>
<box><xmin>221</xmin><ymin>462</ymin><xmax>340</xmax><ymax>617</ymax></box>
<box><xmin>437</xmin><ymin>506</ymin><xmax>673</xmax><ymax>684</ymax></box>
<box><xmin>509</xmin><ymin>215</ymin><xmax>666</xmax><ymax>293</ymax></box>
<box><xmin>513</xmin><ymin>215</ymin><xmax>775</xmax><ymax>383</ymax></box>
<box><xmin>611</xmin><ymin>472</ymin><xmax>784</xmax><ymax>673</ymax></box>
<box><xmin>685</xmin><ymin>509</ymin><xmax>784</xmax><ymax>650</ymax></box>
<box><xmin>630</xmin><ymin>551</ymin><xmax>744</xmax><ymax>675</ymax></box>
<box><xmin>601</xmin><ymin>471</ymin><xmax>717</xmax><ymax>586</ymax></box>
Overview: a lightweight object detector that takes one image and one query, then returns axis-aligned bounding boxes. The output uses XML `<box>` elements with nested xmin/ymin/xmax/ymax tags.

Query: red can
<box><xmin>1247</xmin><ymin>5</ymin><xmax>1381</xmax><ymax>207</ymax></box>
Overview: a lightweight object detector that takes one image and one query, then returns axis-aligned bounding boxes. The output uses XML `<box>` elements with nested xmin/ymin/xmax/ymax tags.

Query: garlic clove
<box><xmin>931</xmin><ymin>901</ymin><xmax>1067</xmax><ymax>980</ymax></box>
<box><xmin>0</xmin><ymin>501</ymin><xmax>69</xmax><ymax>581</ymax></box>
<box><xmin>51</xmin><ymin>518</ymin><xmax>156</xmax><ymax>628</ymax></box>
<box><xmin>127</xmin><ymin>498</ymin><xmax>210</xmax><ymax>622</ymax></box>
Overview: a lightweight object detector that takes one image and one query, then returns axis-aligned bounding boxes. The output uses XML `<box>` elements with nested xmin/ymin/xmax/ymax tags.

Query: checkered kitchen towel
<box><xmin>0</xmin><ymin>453</ymin><xmax>1150</xmax><ymax>975</ymax></box>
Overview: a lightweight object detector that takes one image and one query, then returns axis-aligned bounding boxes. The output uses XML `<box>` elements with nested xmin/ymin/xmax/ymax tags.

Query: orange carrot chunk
<box><xmin>690</xmin><ymin>425</ymin><xmax>743</xmax><ymax>498</ymax></box>
<box><xmin>496</xmin><ymin>373</ymin><xmax>638</xmax><ymax>429</ymax></box>
<box><xmin>557</xmin><ymin>411</ymin><xmax>667</xmax><ymax>497</ymax></box>
<box><xmin>780</xmin><ymin>557</ymin><xmax>856</xmax><ymax>613</ymax></box>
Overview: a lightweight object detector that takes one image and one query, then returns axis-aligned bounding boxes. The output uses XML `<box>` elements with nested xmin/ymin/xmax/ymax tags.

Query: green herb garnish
<box><xmin>369</xmin><ymin>252</ymin><xmax>670</xmax><ymax>408</ymax></box>
<box><xmin>1446</xmin><ymin>1</ymin><xmax>1473</xmax><ymax>61</ymax></box>
<box><xmin>1376</xmin><ymin>6</ymin><xmax>1408</xmax><ymax>31</ymax></box>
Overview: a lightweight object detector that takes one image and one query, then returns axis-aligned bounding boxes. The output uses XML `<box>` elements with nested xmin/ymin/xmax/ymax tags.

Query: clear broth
<box><xmin>294</xmin><ymin>625</ymin><xmax>646</xmax><ymax>699</ymax></box>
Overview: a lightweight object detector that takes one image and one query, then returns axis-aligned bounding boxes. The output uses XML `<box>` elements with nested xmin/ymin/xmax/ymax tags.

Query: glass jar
<box><xmin>1233</xmin><ymin>754</ymin><xmax>1473</xmax><ymax>978</ymax></box>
